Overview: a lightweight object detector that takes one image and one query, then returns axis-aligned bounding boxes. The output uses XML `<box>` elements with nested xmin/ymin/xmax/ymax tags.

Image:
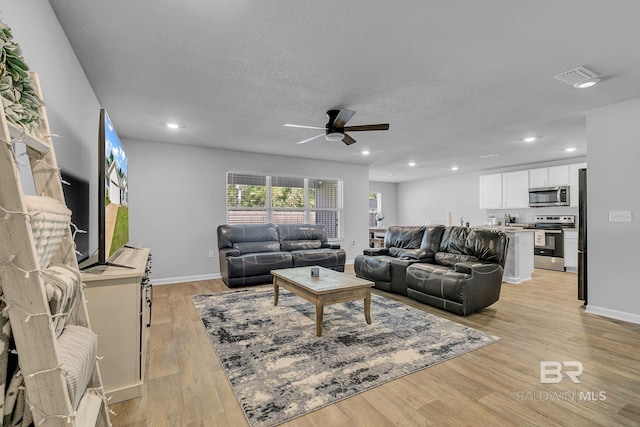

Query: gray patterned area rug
<box><xmin>192</xmin><ymin>288</ymin><xmax>500</xmax><ymax>427</ymax></box>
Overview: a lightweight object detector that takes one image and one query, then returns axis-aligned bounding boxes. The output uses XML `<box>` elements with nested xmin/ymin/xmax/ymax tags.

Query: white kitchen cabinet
<box><xmin>502</xmin><ymin>170</ymin><xmax>529</xmax><ymax>208</ymax></box>
<box><xmin>564</xmin><ymin>230</ymin><xmax>578</xmax><ymax>273</ymax></box>
<box><xmin>479</xmin><ymin>173</ymin><xmax>503</xmax><ymax>209</ymax></box>
<box><xmin>528</xmin><ymin>165</ymin><xmax>570</xmax><ymax>188</ymax></box>
<box><xmin>502</xmin><ymin>230</ymin><xmax>534</xmax><ymax>284</ymax></box>
<box><xmin>528</xmin><ymin>168</ymin><xmax>548</xmax><ymax>188</ymax></box>
<box><xmin>548</xmin><ymin>165</ymin><xmax>570</xmax><ymax>186</ymax></box>
<box><xmin>479</xmin><ymin>171</ymin><xmax>529</xmax><ymax>209</ymax></box>
<box><xmin>569</xmin><ymin>162</ymin><xmax>587</xmax><ymax>207</ymax></box>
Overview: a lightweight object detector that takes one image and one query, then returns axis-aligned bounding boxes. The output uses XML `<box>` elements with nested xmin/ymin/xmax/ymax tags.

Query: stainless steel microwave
<box><xmin>528</xmin><ymin>186</ymin><xmax>570</xmax><ymax>207</ymax></box>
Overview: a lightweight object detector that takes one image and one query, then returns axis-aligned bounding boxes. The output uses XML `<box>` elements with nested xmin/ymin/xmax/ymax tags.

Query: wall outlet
<box><xmin>609</xmin><ymin>210</ymin><xmax>632</xmax><ymax>222</ymax></box>
<box><xmin>352</xmin><ymin>241</ymin><xmax>356</xmax><ymax>246</ymax></box>
<box><xmin>208</xmin><ymin>250</ymin><xmax>215</xmax><ymax>258</ymax></box>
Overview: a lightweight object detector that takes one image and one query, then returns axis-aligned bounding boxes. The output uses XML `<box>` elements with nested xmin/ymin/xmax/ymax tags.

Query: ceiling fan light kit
<box><xmin>286</xmin><ymin>108</ymin><xmax>389</xmax><ymax>145</ymax></box>
<box><xmin>325</xmin><ymin>132</ymin><xmax>344</xmax><ymax>141</ymax></box>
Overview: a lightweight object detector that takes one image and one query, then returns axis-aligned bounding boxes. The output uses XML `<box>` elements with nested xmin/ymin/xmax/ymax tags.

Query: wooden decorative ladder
<box><xmin>0</xmin><ymin>73</ymin><xmax>110</xmax><ymax>426</ymax></box>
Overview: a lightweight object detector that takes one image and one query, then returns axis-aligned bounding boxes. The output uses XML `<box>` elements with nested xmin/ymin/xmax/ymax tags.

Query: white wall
<box><xmin>125</xmin><ymin>139</ymin><xmax>370</xmax><ymax>283</ymax></box>
<box><xmin>3</xmin><ymin>1</ymin><xmax>102</xmax><ymax>251</ymax></box>
<box><xmin>397</xmin><ymin>158</ymin><xmax>586</xmax><ymax>227</ymax></box>
<box><xmin>369</xmin><ymin>181</ymin><xmax>398</xmax><ymax>227</ymax></box>
<box><xmin>586</xmin><ymin>98</ymin><xmax>640</xmax><ymax>323</ymax></box>
<box><xmin>398</xmin><ymin>172</ymin><xmax>485</xmax><ymax>227</ymax></box>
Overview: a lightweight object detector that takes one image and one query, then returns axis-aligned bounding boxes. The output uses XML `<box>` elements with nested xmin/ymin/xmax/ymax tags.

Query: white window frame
<box><xmin>226</xmin><ymin>172</ymin><xmax>343</xmax><ymax>240</ymax></box>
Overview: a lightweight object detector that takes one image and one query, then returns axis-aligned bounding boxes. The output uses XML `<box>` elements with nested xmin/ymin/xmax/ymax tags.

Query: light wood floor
<box><xmin>110</xmin><ymin>267</ymin><xmax>640</xmax><ymax>426</ymax></box>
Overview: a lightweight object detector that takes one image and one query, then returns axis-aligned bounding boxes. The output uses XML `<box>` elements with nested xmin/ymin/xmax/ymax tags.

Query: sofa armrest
<box><xmin>321</xmin><ymin>242</ymin><xmax>341</xmax><ymax>249</ymax></box>
<box><xmin>219</xmin><ymin>248</ymin><xmax>241</xmax><ymax>258</ymax></box>
<box><xmin>363</xmin><ymin>247</ymin><xmax>389</xmax><ymax>256</ymax></box>
<box><xmin>454</xmin><ymin>261</ymin><xmax>501</xmax><ymax>275</ymax></box>
<box><xmin>454</xmin><ymin>261</ymin><xmax>504</xmax><ymax>315</ymax></box>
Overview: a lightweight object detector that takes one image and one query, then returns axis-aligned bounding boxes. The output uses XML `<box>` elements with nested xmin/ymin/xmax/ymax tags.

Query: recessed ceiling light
<box><xmin>479</xmin><ymin>154</ymin><xmax>500</xmax><ymax>158</ymax></box>
<box><xmin>361</xmin><ymin>150</ymin><xmax>370</xmax><ymax>155</ymax></box>
<box><xmin>166</xmin><ymin>122</ymin><xmax>181</xmax><ymax>129</ymax></box>
<box><xmin>522</xmin><ymin>136</ymin><xmax>537</xmax><ymax>143</ymax></box>
<box><xmin>451</xmin><ymin>166</ymin><xmax>459</xmax><ymax>171</ymax></box>
<box><xmin>389</xmin><ymin>173</ymin><xmax>396</xmax><ymax>176</ymax></box>
<box><xmin>565</xmin><ymin>147</ymin><xmax>577</xmax><ymax>152</ymax></box>
<box><xmin>408</xmin><ymin>162</ymin><xmax>416</xmax><ymax>167</ymax></box>
<box><xmin>574</xmin><ymin>78</ymin><xmax>600</xmax><ymax>89</ymax></box>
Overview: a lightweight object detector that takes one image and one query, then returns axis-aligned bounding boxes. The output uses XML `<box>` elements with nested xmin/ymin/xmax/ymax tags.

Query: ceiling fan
<box><xmin>284</xmin><ymin>109</ymin><xmax>389</xmax><ymax>145</ymax></box>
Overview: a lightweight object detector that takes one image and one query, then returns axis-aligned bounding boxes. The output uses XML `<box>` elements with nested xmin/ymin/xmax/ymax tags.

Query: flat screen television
<box><xmin>60</xmin><ymin>171</ymin><xmax>90</xmax><ymax>264</ymax></box>
<box><xmin>94</xmin><ymin>108</ymin><xmax>130</xmax><ymax>267</ymax></box>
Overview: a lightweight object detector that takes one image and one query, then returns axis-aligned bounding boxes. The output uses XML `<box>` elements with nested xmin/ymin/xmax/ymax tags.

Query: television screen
<box><xmin>98</xmin><ymin>109</ymin><xmax>129</xmax><ymax>264</ymax></box>
<box><xmin>60</xmin><ymin>171</ymin><xmax>90</xmax><ymax>263</ymax></box>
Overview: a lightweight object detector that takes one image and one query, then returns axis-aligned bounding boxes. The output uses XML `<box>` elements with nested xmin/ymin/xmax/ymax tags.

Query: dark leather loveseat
<box><xmin>217</xmin><ymin>223</ymin><xmax>346</xmax><ymax>287</ymax></box>
<box><xmin>355</xmin><ymin>225</ymin><xmax>508</xmax><ymax>315</ymax></box>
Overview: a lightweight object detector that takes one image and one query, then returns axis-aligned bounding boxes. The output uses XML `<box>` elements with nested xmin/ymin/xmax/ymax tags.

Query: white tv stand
<box><xmin>80</xmin><ymin>247</ymin><xmax>152</xmax><ymax>403</ymax></box>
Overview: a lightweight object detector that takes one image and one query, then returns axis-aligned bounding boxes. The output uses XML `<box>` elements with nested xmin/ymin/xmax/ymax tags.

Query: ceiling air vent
<box><xmin>553</xmin><ymin>66</ymin><xmax>599</xmax><ymax>87</ymax></box>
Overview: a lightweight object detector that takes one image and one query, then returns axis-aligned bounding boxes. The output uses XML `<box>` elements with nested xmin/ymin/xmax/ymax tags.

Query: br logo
<box><xmin>540</xmin><ymin>361</ymin><xmax>583</xmax><ymax>384</ymax></box>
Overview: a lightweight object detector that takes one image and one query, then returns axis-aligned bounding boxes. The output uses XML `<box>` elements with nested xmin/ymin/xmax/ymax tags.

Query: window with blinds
<box><xmin>226</xmin><ymin>173</ymin><xmax>343</xmax><ymax>238</ymax></box>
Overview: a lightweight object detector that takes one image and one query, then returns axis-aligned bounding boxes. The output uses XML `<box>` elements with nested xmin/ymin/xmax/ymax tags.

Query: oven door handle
<box><xmin>540</xmin><ymin>229</ymin><xmax>562</xmax><ymax>233</ymax></box>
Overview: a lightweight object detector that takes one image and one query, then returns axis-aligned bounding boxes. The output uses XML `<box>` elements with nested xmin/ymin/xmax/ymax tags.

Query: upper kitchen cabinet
<box><xmin>502</xmin><ymin>170</ymin><xmax>530</xmax><ymax>208</ymax></box>
<box><xmin>529</xmin><ymin>165</ymin><xmax>570</xmax><ymax>188</ymax></box>
<box><xmin>479</xmin><ymin>170</ymin><xmax>529</xmax><ymax>209</ymax></box>
<box><xmin>568</xmin><ymin>162</ymin><xmax>587</xmax><ymax>207</ymax></box>
<box><xmin>479</xmin><ymin>173</ymin><xmax>503</xmax><ymax>209</ymax></box>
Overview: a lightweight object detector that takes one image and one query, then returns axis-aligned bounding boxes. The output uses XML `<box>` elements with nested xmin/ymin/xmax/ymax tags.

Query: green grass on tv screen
<box><xmin>110</xmin><ymin>206</ymin><xmax>129</xmax><ymax>257</ymax></box>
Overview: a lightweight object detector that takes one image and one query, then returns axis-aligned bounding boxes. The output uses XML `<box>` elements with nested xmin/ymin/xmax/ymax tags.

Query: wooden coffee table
<box><xmin>271</xmin><ymin>266</ymin><xmax>375</xmax><ymax>337</ymax></box>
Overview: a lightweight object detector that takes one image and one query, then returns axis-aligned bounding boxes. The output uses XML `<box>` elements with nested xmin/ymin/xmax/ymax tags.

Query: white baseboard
<box><xmin>152</xmin><ymin>273</ymin><xmax>221</xmax><ymax>286</ymax></box>
<box><xmin>154</xmin><ymin>261</ymin><xmax>355</xmax><ymax>286</ymax></box>
<box><xmin>585</xmin><ymin>305</ymin><xmax>640</xmax><ymax>325</ymax></box>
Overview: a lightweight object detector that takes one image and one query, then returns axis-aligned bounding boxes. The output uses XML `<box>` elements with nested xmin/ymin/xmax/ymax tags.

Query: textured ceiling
<box><xmin>48</xmin><ymin>1</ymin><xmax>640</xmax><ymax>182</ymax></box>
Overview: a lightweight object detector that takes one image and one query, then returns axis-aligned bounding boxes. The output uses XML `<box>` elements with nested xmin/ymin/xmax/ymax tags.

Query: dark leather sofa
<box><xmin>353</xmin><ymin>226</ymin><xmax>435</xmax><ymax>295</ymax></box>
<box><xmin>217</xmin><ymin>223</ymin><xmax>346</xmax><ymax>287</ymax></box>
<box><xmin>355</xmin><ymin>225</ymin><xmax>508</xmax><ymax>315</ymax></box>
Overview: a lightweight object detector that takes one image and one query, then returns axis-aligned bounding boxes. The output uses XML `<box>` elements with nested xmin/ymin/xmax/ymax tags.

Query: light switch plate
<box><xmin>609</xmin><ymin>210</ymin><xmax>632</xmax><ymax>222</ymax></box>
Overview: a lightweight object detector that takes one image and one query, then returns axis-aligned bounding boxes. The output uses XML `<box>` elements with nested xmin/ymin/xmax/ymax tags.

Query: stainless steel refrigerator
<box><xmin>578</xmin><ymin>168</ymin><xmax>587</xmax><ymax>304</ymax></box>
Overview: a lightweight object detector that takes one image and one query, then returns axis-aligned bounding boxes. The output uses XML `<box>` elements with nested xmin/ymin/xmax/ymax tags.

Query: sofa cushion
<box><xmin>384</xmin><ymin>226</ymin><xmax>426</xmax><ymax>249</ymax></box>
<box><xmin>281</xmin><ymin>240</ymin><xmax>322</xmax><ymax>251</ymax></box>
<box><xmin>291</xmin><ymin>248</ymin><xmax>345</xmax><ymax>267</ymax></box>
<box><xmin>217</xmin><ymin>223</ymin><xmax>279</xmax><ymax>248</ymax></box>
<box><xmin>233</xmin><ymin>241</ymin><xmax>281</xmax><ymax>254</ymax></box>
<box><xmin>421</xmin><ymin>225</ymin><xmax>446</xmax><ymax>252</ymax></box>
<box><xmin>465</xmin><ymin>229</ymin><xmax>508</xmax><ymax>266</ymax></box>
<box><xmin>227</xmin><ymin>252</ymin><xmax>293</xmax><ymax>278</ymax></box>
<box><xmin>389</xmin><ymin>247</ymin><xmax>432</xmax><ymax>260</ymax></box>
<box><xmin>277</xmin><ymin>224</ymin><xmax>329</xmax><ymax>244</ymax></box>
<box><xmin>439</xmin><ymin>226</ymin><xmax>471</xmax><ymax>254</ymax></box>
<box><xmin>435</xmin><ymin>252</ymin><xmax>478</xmax><ymax>267</ymax></box>
<box><xmin>406</xmin><ymin>263</ymin><xmax>471</xmax><ymax>304</ymax></box>
<box><xmin>354</xmin><ymin>255</ymin><xmax>393</xmax><ymax>283</ymax></box>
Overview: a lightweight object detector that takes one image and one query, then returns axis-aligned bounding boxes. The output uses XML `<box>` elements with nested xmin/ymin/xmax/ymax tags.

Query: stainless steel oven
<box><xmin>530</xmin><ymin>215</ymin><xmax>575</xmax><ymax>271</ymax></box>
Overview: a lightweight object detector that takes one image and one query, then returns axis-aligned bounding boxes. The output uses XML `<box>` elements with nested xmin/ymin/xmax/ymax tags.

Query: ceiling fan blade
<box><xmin>342</xmin><ymin>133</ymin><xmax>357</xmax><ymax>145</ymax></box>
<box><xmin>284</xmin><ymin>124</ymin><xmax>326</xmax><ymax>130</ymax></box>
<box><xmin>344</xmin><ymin>123</ymin><xmax>390</xmax><ymax>132</ymax></box>
<box><xmin>296</xmin><ymin>133</ymin><xmax>325</xmax><ymax>144</ymax></box>
<box><xmin>333</xmin><ymin>109</ymin><xmax>356</xmax><ymax>128</ymax></box>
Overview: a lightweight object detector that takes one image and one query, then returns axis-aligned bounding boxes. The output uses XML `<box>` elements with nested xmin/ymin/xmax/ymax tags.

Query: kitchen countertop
<box><xmin>476</xmin><ymin>225</ymin><xmax>578</xmax><ymax>232</ymax></box>
<box><xmin>474</xmin><ymin>225</ymin><xmax>535</xmax><ymax>233</ymax></box>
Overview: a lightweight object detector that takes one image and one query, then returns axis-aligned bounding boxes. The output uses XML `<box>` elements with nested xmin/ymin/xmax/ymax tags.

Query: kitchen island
<box><xmin>477</xmin><ymin>226</ymin><xmax>534</xmax><ymax>284</ymax></box>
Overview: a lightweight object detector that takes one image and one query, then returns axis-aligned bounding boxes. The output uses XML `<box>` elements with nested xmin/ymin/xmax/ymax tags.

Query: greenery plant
<box><xmin>0</xmin><ymin>22</ymin><xmax>44</xmax><ymax>134</ymax></box>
